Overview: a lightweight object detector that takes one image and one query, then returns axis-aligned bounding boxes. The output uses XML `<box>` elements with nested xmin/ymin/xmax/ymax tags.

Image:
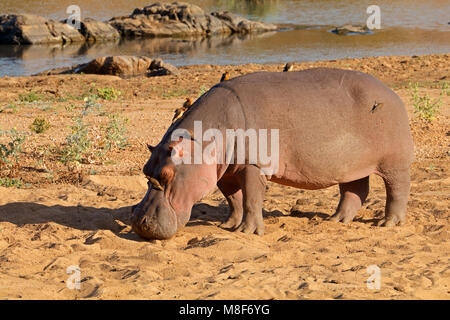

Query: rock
<box><xmin>109</xmin><ymin>2</ymin><xmax>278</xmax><ymax>38</ymax></box>
<box><xmin>78</xmin><ymin>18</ymin><xmax>121</xmax><ymax>42</ymax></box>
<box><xmin>148</xmin><ymin>58</ymin><xmax>180</xmax><ymax>76</ymax></box>
<box><xmin>331</xmin><ymin>24</ymin><xmax>370</xmax><ymax>35</ymax></box>
<box><xmin>35</xmin><ymin>55</ymin><xmax>178</xmax><ymax>78</ymax></box>
<box><xmin>1</xmin><ymin>3</ymin><xmax>278</xmax><ymax>45</ymax></box>
<box><xmin>77</xmin><ymin>56</ymin><xmax>154</xmax><ymax>76</ymax></box>
<box><xmin>211</xmin><ymin>11</ymin><xmax>276</xmax><ymax>34</ymax></box>
<box><xmin>0</xmin><ymin>14</ymin><xmax>85</xmax><ymax>44</ymax></box>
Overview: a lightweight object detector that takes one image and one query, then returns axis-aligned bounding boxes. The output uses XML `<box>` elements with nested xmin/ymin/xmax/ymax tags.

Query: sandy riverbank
<box><xmin>0</xmin><ymin>53</ymin><xmax>449</xmax><ymax>299</ymax></box>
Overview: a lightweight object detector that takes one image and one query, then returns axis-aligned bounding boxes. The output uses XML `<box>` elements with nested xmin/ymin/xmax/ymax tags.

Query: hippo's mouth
<box><xmin>131</xmin><ymin>189</ymin><xmax>179</xmax><ymax>240</ymax></box>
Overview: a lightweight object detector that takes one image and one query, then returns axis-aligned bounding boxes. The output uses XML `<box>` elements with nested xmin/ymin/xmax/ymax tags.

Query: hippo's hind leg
<box><xmin>330</xmin><ymin>176</ymin><xmax>369</xmax><ymax>223</ymax></box>
<box><xmin>378</xmin><ymin>168</ymin><xmax>411</xmax><ymax>226</ymax></box>
<box><xmin>217</xmin><ymin>176</ymin><xmax>243</xmax><ymax>229</ymax></box>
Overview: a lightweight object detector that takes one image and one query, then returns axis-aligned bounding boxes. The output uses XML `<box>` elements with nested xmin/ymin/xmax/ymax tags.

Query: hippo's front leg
<box><xmin>217</xmin><ymin>176</ymin><xmax>243</xmax><ymax>229</ymax></box>
<box><xmin>236</xmin><ymin>165</ymin><xmax>266</xmax><ymax>236</ymax></box>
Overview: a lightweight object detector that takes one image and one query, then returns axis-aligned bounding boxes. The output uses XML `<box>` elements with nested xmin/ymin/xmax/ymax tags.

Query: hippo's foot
<box><xmin>329</xmin><ymin>177</ymin><xmax>369</xmax><ymax>224</ymax></box>
<box><xmin>329</xmin><ymin>209</ymin><xmax>357</xmax><ymax>224</ymax></box>
<box><xmin>235</xmin><ymin>217</ymin><xmax>264</xmax><ymax>236</ymax></box>
<box><xmin>220</xmin><ymin>214</ymin><xmax>242</xmax><ymax>229</ymax></box>
<box><xmin>377</xmin><ymin>215</ymin><xmax>405</xmax><ymax>227</ymax></box>
<box><xmin>378</xmin><ymin>167</ymin><xmax>410</xmax><ymax>227</ymax></box>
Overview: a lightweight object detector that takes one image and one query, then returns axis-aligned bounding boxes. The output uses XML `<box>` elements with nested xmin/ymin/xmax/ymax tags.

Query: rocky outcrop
<box><xmin>109</xmin><ymin>2</ymin><xmax>278</xmax><ymax>38</ymax></box>
<box><xmin>35</xmin><ymin>55</ymin><xmax>179</xmax><ymax>78</ymax></box>
<box><xmin>0</xmin><ymin>14</ymin><xmax>85</xmax><ymax>44</ymax></box>
<box><xmin>0</xmin><ymin>2</ymin><xmax>278</xmax><ymax>45</ymax></box>
<box><xmin>331</xmin><ymin>24</ymin><xmax>370</xmax><ymax>35</ymax></box>
<box><xmin>78</xmin><ymin>18</ymin><xmax>121</xmax><ymax>42</ymax></box>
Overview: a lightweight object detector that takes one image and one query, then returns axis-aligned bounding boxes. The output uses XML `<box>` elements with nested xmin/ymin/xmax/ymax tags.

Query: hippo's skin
<box><xmin>132</xmin><ymin>68</ymin><xmax>414</xmax><ymax>240</ymax></box>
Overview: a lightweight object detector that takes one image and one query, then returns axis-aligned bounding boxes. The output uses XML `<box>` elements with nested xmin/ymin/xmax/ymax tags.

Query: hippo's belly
<box><xmin>268</xmin><ymin>129</ymin><xmax>379</xmax><ymax>189</ymax></box>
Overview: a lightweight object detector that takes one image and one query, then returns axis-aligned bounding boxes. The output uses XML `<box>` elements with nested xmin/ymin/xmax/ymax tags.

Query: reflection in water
<box><xmin>1</xmin><ymin>26</ymin><xmax>448</xmax><ymax>77</ymax></box>
<box><xmin>0</xmin><ymin>0</ymin><xmax>449</xmax><ymax>76</ymax></box>
<box><xmin>0</xmin><ymin>32</ymin><xmax>272</xmax><ymax>76</ymax></box>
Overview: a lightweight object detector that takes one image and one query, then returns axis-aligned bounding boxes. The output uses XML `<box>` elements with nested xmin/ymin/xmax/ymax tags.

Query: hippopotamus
<box><xmin>131</xmin><ymin>67</ymin><xmax>414</xmax><ymax>240</ymax></box>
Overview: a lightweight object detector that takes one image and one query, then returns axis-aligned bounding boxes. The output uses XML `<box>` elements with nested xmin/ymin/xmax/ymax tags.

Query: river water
<box><xmin>0</xmin><ymin>0</ymin><xmax>449</xmax><ymax>76</ymax></box>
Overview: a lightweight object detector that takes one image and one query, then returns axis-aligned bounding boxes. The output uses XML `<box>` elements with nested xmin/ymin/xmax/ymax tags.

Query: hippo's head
<box><xmin>131</xmin><ymin>134</ymin><xmax>218</xmax><ymax>240</ymax></box>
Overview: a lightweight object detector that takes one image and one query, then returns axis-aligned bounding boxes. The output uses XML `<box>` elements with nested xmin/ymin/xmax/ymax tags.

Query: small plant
<box><xmin>60</xmin><ymin>116</ymin><xmax>91</xmax><ymax>165</ymax></box>
<box><xmin>442</xmin><ymin>81</ymin><xmax>449</xmax><ymax>96</ymax></box>
<box><xmin>103</xmin><ymin>114</ymin><xmax>129</xmax><ymax>151</ymax></box>
<box><xmin>82</xmin><ymin>85</ymin><xmax>102</xmax><ymax>115</ymax></box>
<box><xmin>18</xmin><ymin>91</ymin><xmax>43</xmax><ymax>103</ymax></box>
<box><xmin>0</xmin><ymin>128</ymin><xmax>26</xmax><ymax>167</ymax></box>
<box><xmin>409</xmin><ymin>82</ymin><xmax>443</xmax><ymax>121</ymax></box>
<box><xmin>65</xmin><ymin>104</ymin><xmax>76</xmax><ymax>112</ymax></box>
<box><xmin>0</xmin><ymin>177</ymin><xmax>23</xmax><ymax>188</ymax></box>
<box><xmin>97</xmin><ymin>87</ymin><xmax>121</xmax><ymax>100</ymax></box>
<box><xmin>198</xmin><ymin>85</ymin><xmax>208</xmax><ymax>97</ymax></box>
<box><xmin>29</xmin><ymin>118</ymin><xmax>51</xmax><ymax>134</ymax></box>
<box><xmin>0</xmin><ymin>103</ymin><xmax>18</xmax><ymax>113</ymax></box>
<box><xmin>163</xmin><ymin>88</ymin><xmax>190</xmax><ymax>98</ymax></box>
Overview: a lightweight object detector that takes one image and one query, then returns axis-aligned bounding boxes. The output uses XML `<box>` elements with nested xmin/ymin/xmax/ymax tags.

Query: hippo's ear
<box><xmin>147</xmin><ymin>144</ymin><xmax>155</xmax><ymax>153</ymax></box>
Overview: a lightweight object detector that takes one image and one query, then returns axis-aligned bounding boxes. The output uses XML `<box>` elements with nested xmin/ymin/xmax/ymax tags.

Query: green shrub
<box><xmin>0</xmin><ymin>128</ymin><xmax>26</xmax><ymax>166</ymax></box>
<box><xmin>60</xmin><ymin>116</ymin><xmax>91</xmax><ymax>165</ymax></box>
<box><xmin>18</xmin><ymin>91</ymin><xmax>43</xmax><ymax>103</ymax></box>
<box><xmin>163</xmin><ymin>88</ymin><xmax>189</xmax><ymax>98</ymax></box>
<box><xmin>198</xmin><ymin>85</ymin><xmax>208</xmax><ymax>98</ymax></box>
<box><xmin>409</xmin><ymin>82</ymin><xmax>443</xmax><ymax>121</ymax></box>
<box><xmin>29</xmin><ymin>118</ymin><xmax>51</xmax><ymax>134</ymax></box>
<box><xmin>0</xmin><ymin>103</ymin><xmax>18</xmax><ymax>113</ymax></box>
<box><xmin>97</xmin><ymin>87</ymin><xmax>121</xmax><ymax>100</ymax></box>
<box><xmin>104</xmin><ymin>114</ymin><xmax>129</xmax><ymax>151</ymax></box>
<box><xmin>0</xmin><ymin>177</ymin><xmax>23</xmax><ymax>188</ymax></box>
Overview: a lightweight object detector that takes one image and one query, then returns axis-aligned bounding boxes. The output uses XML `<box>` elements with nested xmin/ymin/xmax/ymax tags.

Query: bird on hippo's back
<box><xmin>283</xmin><ymin>63</ymin><xmax>294</xmax><ymax>72</ymax></box>
<box><xmin>220</xmin><ymin>71</ymin><xmax>230</xmax><ymax>82</ymax></box>
<box><xmin>172</xmin><ymin>97</ymin><xmax>193</xmax><ymax>123</ymax></box>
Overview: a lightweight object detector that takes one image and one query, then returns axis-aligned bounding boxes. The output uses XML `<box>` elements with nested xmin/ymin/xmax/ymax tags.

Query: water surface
<box><xmin>0</xmin><ymin>0</ymin><xmax>448</xmax><ymax>76</ymax></box>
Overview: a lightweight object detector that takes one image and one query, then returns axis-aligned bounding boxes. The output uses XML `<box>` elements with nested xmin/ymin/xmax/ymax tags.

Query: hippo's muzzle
<box><xmin>131</xmin><ymin>188</ymin><xmax>178</xmax><ymax>240</ymax></box>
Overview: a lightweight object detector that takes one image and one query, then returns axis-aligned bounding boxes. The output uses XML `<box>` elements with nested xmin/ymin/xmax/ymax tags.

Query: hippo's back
<box><xmin>183</xmin><ymin>68</ymin><xmax>414</xmax><ymax>187</ymax></box>
<box><xmin>219</xmin><ymin>68</ymin><xmax>406</xmax><ymax>128</ymax></box>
